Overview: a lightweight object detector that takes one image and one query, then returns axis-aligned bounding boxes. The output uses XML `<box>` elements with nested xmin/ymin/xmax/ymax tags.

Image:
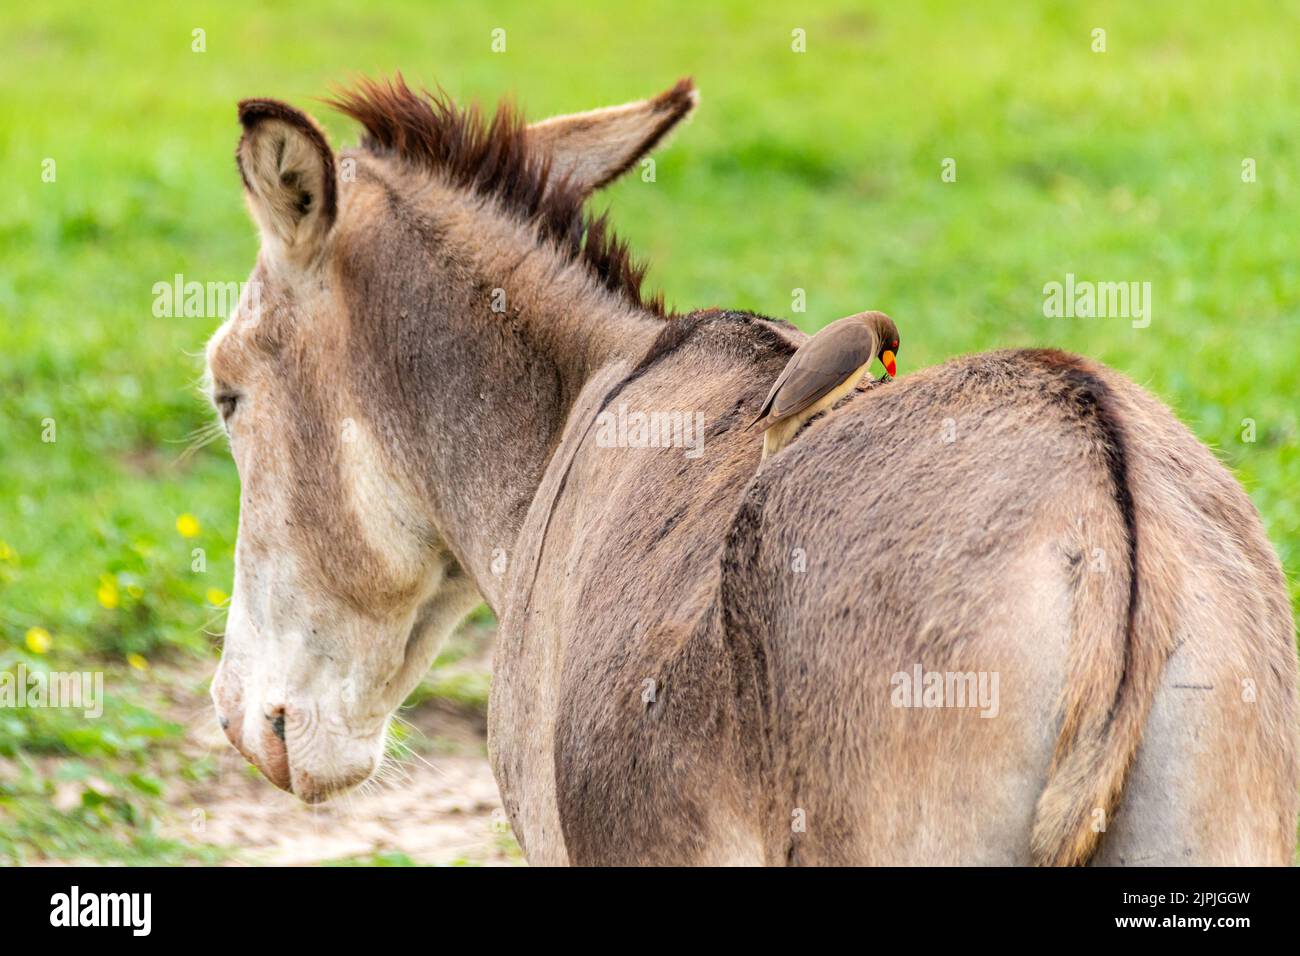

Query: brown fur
<box><xmin>1017</xmin><ymin>350</ymin><xmax>1176</xmax><ymax>865</ymax></box>
<box><xmin>326</xmin><ymin>74</ymin><xmax>670</xmax><ymax>316</ymax></box>
<box><xmin>208</xmin><ymin>78</ymin><xmax>1300</xmax><ymax>863</ymax></box>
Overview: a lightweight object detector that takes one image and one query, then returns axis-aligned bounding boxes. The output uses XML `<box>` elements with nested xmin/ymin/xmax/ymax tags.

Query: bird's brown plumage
<box><xmin>748</xmin><ymin>310</ymin><xmax>899</xmax><ymax>433</ymax></box>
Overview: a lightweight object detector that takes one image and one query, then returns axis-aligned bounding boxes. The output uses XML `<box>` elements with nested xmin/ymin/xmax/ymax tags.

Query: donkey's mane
<box><xmin>327</xmin><ymin>75</ymin><xmax>671</xmax><ymax>317</ymax></box>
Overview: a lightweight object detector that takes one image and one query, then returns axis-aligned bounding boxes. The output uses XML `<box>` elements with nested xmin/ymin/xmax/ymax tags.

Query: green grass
<box><xmin>1</xmin><ymin>0</ymin><xmax>1297</xmax><ymax>862</ymax></box>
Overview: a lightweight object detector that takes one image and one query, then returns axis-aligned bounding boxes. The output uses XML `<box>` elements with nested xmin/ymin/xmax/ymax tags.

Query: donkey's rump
<box><xmin>719</xmin><ymin>349</ymin><xmax>1298</xmax><ymax>865</ymax></box>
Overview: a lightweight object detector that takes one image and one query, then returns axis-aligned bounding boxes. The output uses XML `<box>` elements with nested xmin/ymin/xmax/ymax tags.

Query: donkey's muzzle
<box><xmin>211</xmin><ymin>667</ymin><xmax>293</xmax><ymax>792</ymax></box>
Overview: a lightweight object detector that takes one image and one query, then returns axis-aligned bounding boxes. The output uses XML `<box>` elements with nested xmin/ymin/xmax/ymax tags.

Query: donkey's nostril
<box><xmin>255</xmin><ymin>710</ymin><xmax>291</xmax><ymax>792</ymax></box>
<box><xmin>218</xmin><ymin>715</ymin><xmax>230</xmax><ymax>730</ymax></box>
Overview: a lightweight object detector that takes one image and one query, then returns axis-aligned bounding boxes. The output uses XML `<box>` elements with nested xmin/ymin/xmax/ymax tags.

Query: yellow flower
<box><xmin>127</xmin><ymin>653</ymin><xmax>149</xmax><ymax>671</ymax></box>
<box><xmin>25</xmin><ymin>627</ymin><xmax>52</xmax><ymax>654</ymax></box>
<box><xmin>175</xmin><ymin>513</ymin><xmax>201</xmax><ymax>538</ymax></box>
<box><xmin>0</xmin><ymin>541</ymin><xmax>14</xmax><ymax>562</ymax></box>
<box><xmin>206</xmin><ymin>588</ymin><xmax>229</xmax><ymax>607</ymax></box>
<box><xmin>96</xmin><ymin>576</ymin><xmax>120</xmax><ymax>610</ymax></box>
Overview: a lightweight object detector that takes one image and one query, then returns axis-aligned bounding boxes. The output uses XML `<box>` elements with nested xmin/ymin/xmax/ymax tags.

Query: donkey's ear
<box><xmin>236</xmin><ymin>99</ymin><xmax>338</xmax><ymax>264</ymax></box>
<box><xmin>527</xmin><ymin>78</ymin><xmax>698</xmax><ymax>196</ymax></box>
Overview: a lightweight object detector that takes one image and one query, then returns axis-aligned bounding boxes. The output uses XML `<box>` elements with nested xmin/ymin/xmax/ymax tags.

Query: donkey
<box><xmin>207</xmin><ymin>75</ymin><xmax>1299</xmax><ymax>865</ymax></box>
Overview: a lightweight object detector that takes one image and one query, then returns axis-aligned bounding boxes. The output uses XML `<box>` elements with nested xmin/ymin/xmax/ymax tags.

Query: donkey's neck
<box><xmin>441</xmin><ymin>303</ymin><xmax>660</xmax><ymax>610</ymax></box>
<box><xmin>364</xmin><ymin>198</ymin><xmax>665</xmax><ymax>608</ymax></box>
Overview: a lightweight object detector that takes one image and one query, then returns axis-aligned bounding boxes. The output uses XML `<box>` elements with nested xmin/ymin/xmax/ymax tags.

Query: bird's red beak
<box><xmin>881</xmin><ymin>350</ymin><xmax>897</xmax><ymax>378</ymax></box>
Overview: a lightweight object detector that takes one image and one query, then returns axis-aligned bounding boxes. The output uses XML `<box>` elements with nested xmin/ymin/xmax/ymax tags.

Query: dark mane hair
<box><xmin>327</xmin><ymin>74</ymin><xmax>667</xmax><ymax>317</ymax></box>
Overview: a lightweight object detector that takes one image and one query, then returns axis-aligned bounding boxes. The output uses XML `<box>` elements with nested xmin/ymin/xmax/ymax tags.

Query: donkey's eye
<box><xmin>215</xmin><ymin>391</ymin><xmax>240</xmax><ymax>423</ymax></box>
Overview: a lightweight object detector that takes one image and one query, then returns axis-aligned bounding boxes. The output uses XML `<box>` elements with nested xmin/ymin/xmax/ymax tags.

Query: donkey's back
<box><xmin>720</xmin><ymin>348</ymin><xmax>1298</xmax><ymax>865</ymax></box>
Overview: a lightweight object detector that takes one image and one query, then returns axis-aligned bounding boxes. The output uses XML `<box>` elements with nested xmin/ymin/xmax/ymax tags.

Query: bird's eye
<box><xmin>215</xmin><ymin>391</ymin><xmax>239</xmax><ymax>423</ymax></box>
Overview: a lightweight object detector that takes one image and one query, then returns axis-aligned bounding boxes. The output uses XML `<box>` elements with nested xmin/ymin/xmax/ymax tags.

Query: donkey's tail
<box><xmin>1025</xmin><ymin>351</ymin><xmax>1179</xmax><ymax>867</ymax></box>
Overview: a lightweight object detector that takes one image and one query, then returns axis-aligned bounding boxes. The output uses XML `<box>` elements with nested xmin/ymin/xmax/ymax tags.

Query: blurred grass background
<box><xmin>1</xmin><ymin>0</ymin><xmax>1297</xmax><ymax>862</ymax></box>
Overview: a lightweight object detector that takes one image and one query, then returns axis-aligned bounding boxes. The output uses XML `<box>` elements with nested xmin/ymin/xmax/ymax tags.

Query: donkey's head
<box><xmin>206</xmin><ymin>76</ymin><xmax>696</xmax><ymax>801</ymax></box>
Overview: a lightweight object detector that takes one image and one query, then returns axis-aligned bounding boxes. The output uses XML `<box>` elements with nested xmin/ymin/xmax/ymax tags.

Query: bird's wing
<box><xmin>759</xmin><ymin>321</ymin><xmax>876</xmax><ymax>428</ymax></box>
<box><xmin>746</xmin><ymin>360</ymin><xmax>797</xmax><ymax>429</ymax></box>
